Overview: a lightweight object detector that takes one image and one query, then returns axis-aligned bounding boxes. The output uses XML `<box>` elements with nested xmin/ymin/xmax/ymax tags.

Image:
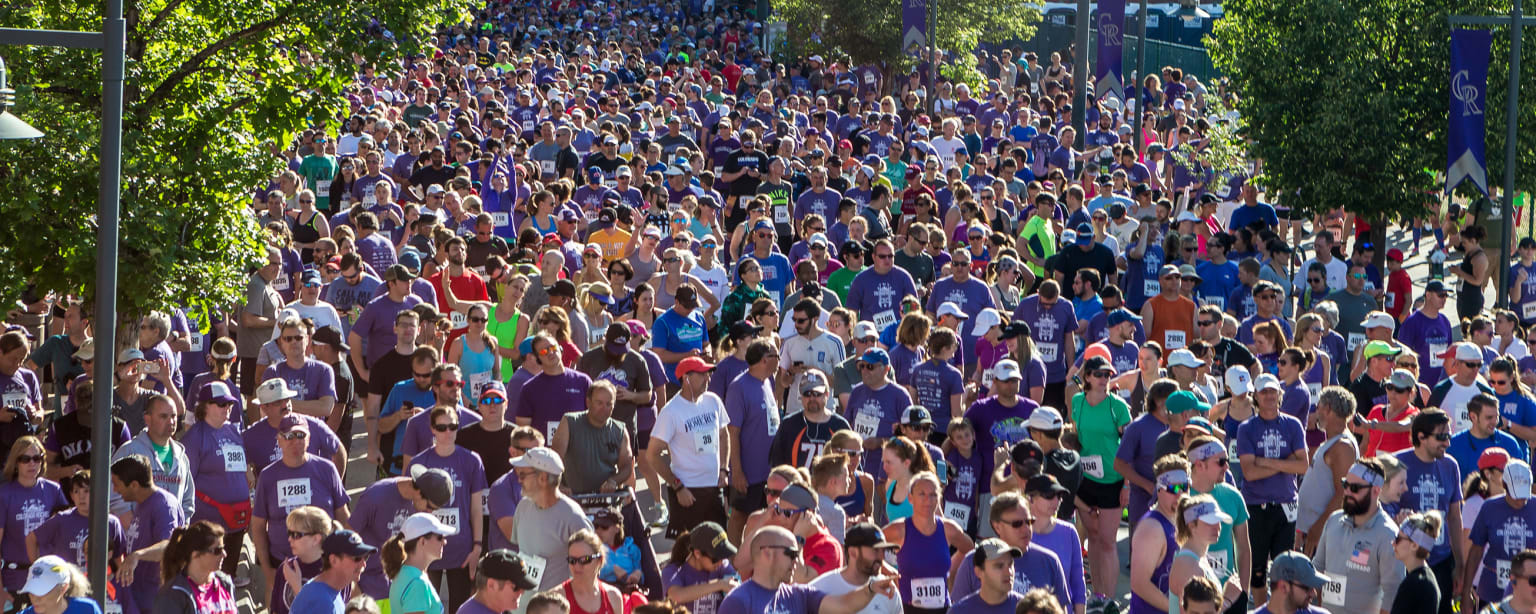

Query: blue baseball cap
<box><xmin>860</xmin><ymin>348</ymin><xmax>890</xmax><ymax>366</ymax></box>
<box><xmin>1105</xmin><ymin>308</ymin><xmax>1142</xmax><ymax>327</ymax></box>
<box><xmin>518</xmin><ymin>337</ymin><xmax>536</xmax><ymax>356</ymax></box>
<box><xmin>398</xmin><ymin>249</ymin><xmax>422</xmax><ymax>272</ymax></box>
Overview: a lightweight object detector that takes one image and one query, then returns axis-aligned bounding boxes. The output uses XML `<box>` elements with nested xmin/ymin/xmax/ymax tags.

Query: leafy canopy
<box><xmin>0</xmin><ymin>0</ymin><xmax>471</xmax><ymax>322</ymax></box>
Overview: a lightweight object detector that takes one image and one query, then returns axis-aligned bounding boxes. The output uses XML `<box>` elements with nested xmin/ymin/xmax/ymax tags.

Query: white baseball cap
<box><xmin>1507</xmin><ymin>459</ymin><xmax>1534</xmax><ymax>500</ymax></box>
<box><xmin>255</xmin><ymin>378</ymin><xmax>298</xmax><ymax>404</ymax></box>
<box><xmin>1028</xmin><ymin>407</ymin><xmax>1064</xmax><ymax>431</ymax></box>
<box><xmin>1167</xmin><ymin>349</ymin><xmax>1205</xmax><ymax>369</ymax></box>
<box><xmin>1254</xmin><ymin>373</ymin><xmax>1283</xmax><ymax>392</ymax></box>
<box><xmin>510</xmin><ymin>446</ymin><xmax>565</xmax><ymax>475</ymax></box>
<box><xmin>1361</xmin><ymin>311</ymin><xmax>1396</xmax><ymax>330</ymax></box>
<box><xmin>973</xmin><ymin>308</ymin><xmax>1002</xmax><ymax>333</ymax></box>
<box><xmin>1225</xmin><ymin>366</ymin><xmax>1252</xmax><ymax>395</ymax></box>
<box><xmin>401</xmin><ymin>512</ymin><xmax>459</xmax><ymax>541</ymax></box>
<box><xmin>852</xmin><ymin>321</ymin><xmax>880</xmax><ymax>340</ymax></box>
<box><xmin>937</xmin><ymin>302</ymin><xmax>968</xmax><ymax>321</ymax></box>
<box><xmin>993</xmin><ymin>359</ymin><xmax>1022</xmax><ymax>382</ymax></box>
<box><xmin>21</xmin><ymin>556</ymin><xmax>72</xmax><ymax>597</ymax></box>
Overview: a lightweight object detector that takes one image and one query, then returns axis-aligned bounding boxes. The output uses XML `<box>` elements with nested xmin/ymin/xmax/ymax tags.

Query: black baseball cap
<box><xmin>478</xmin><ymin>549</ymin><xmax>538</xmax><ymax>590</ymax></box>
<box><xmin>845</xmin><ymin>522</ymin><xmax>899</xmax><ymax>549</ymax></box>
<box><xmin>1011</xmin><ymin>439</ymin><xmax>1045</xmax><ymax>466</ymax></box>
<box><xmin>688</xmin><ymin>522</ymin><xmax>738</xmax><ymax>560</ymax></box>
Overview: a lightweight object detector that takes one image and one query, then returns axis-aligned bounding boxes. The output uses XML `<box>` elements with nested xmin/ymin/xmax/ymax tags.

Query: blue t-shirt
<box><xmin>1195</xmin><ymin>260</ymin><xmax>1241</xmax><ymax>310</ymax></box>
<box><xmin>1448</xmin><ymin>429</ymin><xmax>1529</xmax><ymax>481</ymax></box>
<box><xmin>21</xmin><ymin>597</ymin><xmax>102</xmax><ymax>614</ymax></box>
<box><xmin>289</xmin><ymin>578</ymin><xmax>348</xmax><ymax>614</ymax></box>
<box><xmin>653</xmin><ymin>309</ymin><xmax>708</xmax><ymax>385</ymax></box>
<box><xmin>749</xmin><ymin>252</ymin><xmax>794</xmax><ymax>307</ymax></box>
<box><xmin>1228</xmin><ymin>202</ymin><xmax>1279</xmax><ymax>230</ymax></box>
<box><xmin>719</xmin><ymin>581</ymin><xmax>827</xmax><ymax>614</ymax></box>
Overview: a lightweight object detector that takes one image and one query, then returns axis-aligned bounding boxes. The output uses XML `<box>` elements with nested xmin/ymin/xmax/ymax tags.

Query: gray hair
<box><xmin>1318</xmin><ymin>386</ymin><xmax>1356</xmax><ymax>418</ymax></box>
<box><xmin>1313</xmin><ymin>301</ymin><xmax>1340</xmax><ymax>329</ymax></box>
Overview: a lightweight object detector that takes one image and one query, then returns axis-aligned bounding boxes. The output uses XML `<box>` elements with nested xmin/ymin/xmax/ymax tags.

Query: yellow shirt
<box><xmin>590</xmin><ymin>227</ymin><xmax>632</xmax><ymax>264</ymax></box>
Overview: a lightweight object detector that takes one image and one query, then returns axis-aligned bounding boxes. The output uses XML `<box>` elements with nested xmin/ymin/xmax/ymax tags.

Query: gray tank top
<box><xmin>1296</xmin><ymin>431</ymin><xmax>1358</xmax><ymax>530</ymax></box>
<box><xmin>562</xmin><ymin>413</ymin><xmax>628</xmax><ymax>494</ymax></box>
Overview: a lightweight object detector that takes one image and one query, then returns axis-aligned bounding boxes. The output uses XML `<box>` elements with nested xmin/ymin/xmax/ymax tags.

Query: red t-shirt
<box><xmin>428</xmin><ymin>269</ymin><xmax>490</xmax><ymax>343</ymax></box>
<box><xmin>803</xmin><ymin>530</ymin><xmax>844</xmax><ymax>577</ymax></box>
<box><xmin>1365</xmin><ymin>403</ymin><xmax>1420</xmax><ymax>457</ymax></box>
<box><xmin>1385</xmin><ymin>269</ymin><xmax>1413</xmax><ymax>319</ymax></box>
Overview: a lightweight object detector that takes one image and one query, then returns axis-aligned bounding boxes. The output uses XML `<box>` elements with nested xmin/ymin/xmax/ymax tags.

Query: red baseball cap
<box><xmin>1386</xmin><ymin>248</ymin><xmax>1404</xmax><ymax>262</ymax></box>
<box><xmin>675</xmin><ymin>356</ymin><xmax>716</xmax><ymax>378</ymax></box>
<box><xmin>838</xmin><ymin>139</ymin><xmax>852</xmax><ymax>150</ymax></box>
<box><xmin>1481</xmin><ymin>447</ymin><xmax>1512</xmax><ymax>471</ymax></box>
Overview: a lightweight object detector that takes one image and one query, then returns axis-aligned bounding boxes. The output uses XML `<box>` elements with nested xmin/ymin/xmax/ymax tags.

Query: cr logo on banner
<box><xmin>1453</xmin><ymin>69</ymin><xmax>1484</xmax><ymax>116</ymax></box>
<box><xmin>1098</xmin><ymin>12</ymin><xmax>1122</xmax><ymax>45</ymax></box>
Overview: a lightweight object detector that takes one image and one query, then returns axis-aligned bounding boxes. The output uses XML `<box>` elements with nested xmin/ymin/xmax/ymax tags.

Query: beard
<box><xmin>449</xmin><ymin>254</ymin><xmax>466</xmax><ymax>266</ymax></box>
<box><xmin>1342</xmin><ymin>492</ymin><xmax>1374</xmax><ymax>516</ymax></box>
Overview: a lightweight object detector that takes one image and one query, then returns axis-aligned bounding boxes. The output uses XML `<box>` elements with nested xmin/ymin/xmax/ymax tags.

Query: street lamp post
<box><xmin>0</xmin><ymin>0</ymin><xmax>127</xmax><ymax>605</ymax></box>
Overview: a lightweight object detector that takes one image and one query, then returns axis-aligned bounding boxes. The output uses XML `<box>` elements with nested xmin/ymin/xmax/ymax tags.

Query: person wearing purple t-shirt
<box><xmin>1398</xmin><ymin>283</ymin><xmax>1454</xmax><ymax>387</ymax></box>
<box><xmin>110</xmin><ymin>454</ymin><xmax>186</xmax><ymax>614</ymax></box>
<box><xmin>844</xmin><ymin>348</ymin><xmax>912</xmax><ymax>482</ymax></box>
<box><xmin>1465</xmin><ymin>460</ymin><xmax>1536</xmax><ymax>606</ymax></box>
<box><xmin>404</xmin><ymin>405</ymin><xmax>489</xmax><ymax>613</ymax></box>
<box><xmin>515</xmin><ymin>334</ymin><xmax>592</xmax><ymax>444</ymax></box>
<box><xmin>725</xmin><ymin>339</ymin><xmax>784</xmax><ymax>525</ymax></box>
<box><xmin>846</xmin><ymin>241</ymin><xmax>919</xmax><ymax>330</ymax></box>
<box><xmin>965</xmin><ymin>360</ymin><xmax>1041</xmax><ymax>483</ymax></box>
<box><xmin>348</xmin><ymin>264</ymin><xmax>425</xmax><ymax>379</ymax></box>
<box><xmin>182</xmin><ymin>381</ymin><xmax>251</xmax><ymax>579</ymax></box>
<box><xmin>31</xmin><ymin>471</ymin><xmax>127</xmax><ymax>571</ymax></box>
<box><xmin>455</xmin><ymin>548</ymin><xmax>540</xmax><ymax>614</ymax></box>
<box><xmin>1394</xmin><ymin>408</ymin><xmax>1464</xmax><ymax>614</ymax></box>
<box><xmin>718</xmin><ymin>525</ymin><xmax>895</xmax><ymax>614</ymax></box>
<box><xmin>398</xmin><ymin>364</ymin><xmax>482</xmax><ymax>468</ymax></box>
<box><xmin>350</xmin><ymin>466</ymin><xmax>454</xmax><ymax>600</ymax></box>
<box><xmin>263</xmin><ymin>318</ymin><xmax>338</xmax><ymax>420</ymax></box>
<box><xmin>244</xmin><ymin>379</ymin><xmax>345</xmax><ymax>481</ymax></box>
<box><xmin>0</xmin><ymin>437</ymin><xmax>67</xmax><ymax>599</ymax></box>
<box><xmin>1011</xmin><ymin>282</ymin><xmax>1079</xmax><ymax>409</ymax></box>
<box><xmin>1116</xmin><ymin>384</ymin><xmax>1180</xmax><ymax>527</ymax></box>
<box><xmin>1236</xmin><ymin>282</ymin><xmax>1293</xmax><ymax>346</ymax></box>
<box><xmin>928</xmin><ymin>254</ymin><xmax>998</xmax><ymax>368</ymax></box>
<box><xmin>251</xmin><ymin>416</ymin><xmax>349</xmax><ymax>602</ymax></box>
<box><xmin>1235</xmin><ymin>374</ymin><xmax>1310</xmax><ymax>595</ymax></box>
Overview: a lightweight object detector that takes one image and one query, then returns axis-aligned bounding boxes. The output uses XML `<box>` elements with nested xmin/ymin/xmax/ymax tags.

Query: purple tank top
<box><xmin>1129</xmin><ymin>510</ymin><xmax>1176</xmax><ymax>614</ymax></box>
<box><xmin>897</xmin><ymin>517</ymin><xmax>953</xmax><ymax>609</ymax></box>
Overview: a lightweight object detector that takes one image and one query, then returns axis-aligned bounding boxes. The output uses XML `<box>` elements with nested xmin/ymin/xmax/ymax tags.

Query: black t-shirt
<box><xmin>457</xmin><ymin>421</ymin><xmax>515</xmax><ymax>485</ymax></box>
<box><xmin>1043</xmin><ymin>447</ymin><xmax>1082</xmax><ymax>520</ymax></box>
<box><xmin>1391</xmin><ymin>565</ymin><xmax>1440</xmax><ymax>614</ymax></box>
<box><xmin>466</xmin><ymin>236</ymin><xmax>510</xmax><ymax>268</ymax></box>
<box><xmin>724</xmin><ymin>150</ymin><xmax>767</xmax><ymax>196</ymax></box>
<box><xmin>46</xmin><ymin>414</ymin><xmax>130</xmax><ymax>470</ymax></box>
<box><xmin>409</xmin><ymin>164</ymin><xmax>455</xmax><ymax>190</ymax></box>
<box><xmin>1350</xmin><ymin>372</ymin><xmax>1388</xmax><ymax>413</ymax></box>
<box><xmin>555</xmin><ymin>146</ymin><xmax>582</xmax><ymax>179</ymax></box>
<box><xmin>1053</xmin><ymin>243</ymin><xmax>1117</xmax><ymax>284</ymax></box>
<box><xmin>1210</xmin><ymin>337</ymin><xmax>1257</xmax><ymax>378</ymax></box>
<box><xmin>368</xmin><ymin>349</ymin><xmax>416</xmax><ymax>400</ymax></box>
<box><xmin>767</xmin><ymin>412</ymin><xmax>852</xmax><ymax>470</ymax></box>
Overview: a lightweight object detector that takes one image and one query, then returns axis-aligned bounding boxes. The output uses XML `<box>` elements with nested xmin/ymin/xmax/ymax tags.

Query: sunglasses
<box><xmin>439</xmin><ymin>380</ymin><xmax>464</xmax><ymax>389</ymax></box>
<box><xmin>288</xmin><ymin>531</ymin><xmax>315</xmax><ymax>540</ymax></box>
<box><xmin>1432</xmin><ymin>432</ymin><xmax>1451</xmax><ymax>441</ymax></box>
<box><xmin>469</xmin><ymin>316</ymin><xmax>488</xmax><ymax>323</ymax></box>
<box><xmin>202</xmin><ymin>546</ymin><xmax>228</xmax><ymax>556</ymax></box>
<box><xmin>996</xmin><ymin>518</ymin><xmax>1028</xmax><ymax>529</ymax></box>
<box><xmin>567</xmin><ymin>553</ymin><xmax>601</xmax><ymax>565</ymax></box>
<box><xmin>434</xmin><ymin>423</ymin><xmax>461</xmax><ymax>432</ymax></box>
<box><xmin>15</xmin><ymin>454</ymin><xmax>42</xmax><ymax>464</ymax></box>
<box><xmin>279</xmin><ymin>431</ymin><xmax>308</xmax><ymax>440</ymax></box>
<box><xmin>1339</xmin><ymin>479</ymin><xmax>1372</xmax><ymax>493</ymax></box>
<box><xmin>1090</xmin><ymin>370</ymin><xmax>1113</xmax><ymax>378</ymax></box>
<box><xmin>412</xmin><ymin>371</ymin><xmax>433</xmax><ymax>379</ymax></box>
<box><xmin>1516</xmin><ymin>575</ymin><xmax>1536</xmax><ymax>588</ymax></box>
<box><xmin>537</xmin><ymin>346</ymin><xmax>559</xmax><ymax>357</ymax></box>
<box><xmin>1163</xmin><ymin>483</ymin><xmax>1189</xmax><ymax>495</ymax></box>
<box><xmin>771</xmin><ymin>503</ymin><xmax>804</xmax><ymax>518</ymax></box>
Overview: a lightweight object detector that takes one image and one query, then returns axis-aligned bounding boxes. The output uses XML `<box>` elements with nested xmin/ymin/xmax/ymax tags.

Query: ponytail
<box><xmin>381</xmin><ymin>534</ymin><xmax>407</xmax><ymax>579</ymax></box>
<box><xmin>161</xmin><ymin>520</ymin><xmax>225</xmax><ymax>585</ymax></box>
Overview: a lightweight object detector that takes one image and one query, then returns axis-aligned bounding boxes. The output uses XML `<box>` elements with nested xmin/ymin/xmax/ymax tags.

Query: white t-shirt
<box><xmin>930</xmin><ymin>137</ymin><xmax>968</xmax><ymax>169</ymax></box>
<box><xmin>780</xmin><ymin>332</ymin><xmax>848</xmax><ymax>415</ymax></box>
<box><xmin>1441</xmin><ymin>380</ymin><xmax>1483</xmax><ymax>433</ymax></box>
<box><xmin>651</xmin><ymin>392</ymin><xmax>731</xmax><ymax>488</ymax></box>
<box><xmin>809</xmin><ymin>571</ymin><xmax>903</xmax><ymax>614</ymax></box>
<box><xmin>283</xmin><ymin>301</ymin><xmax>343</xmax><ymax>335</ymax></box>
<box><xmin>693</xmin><ymin>264</ymin><xmax>730</xmax><ymax>319</ymax></box>
<box><xmin>1293</xmin><ymin>256</ymin><xmax>1348</xmax><ymax>294</ymax></box>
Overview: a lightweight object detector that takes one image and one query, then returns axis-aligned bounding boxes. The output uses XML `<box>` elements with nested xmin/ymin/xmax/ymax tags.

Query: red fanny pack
<box><xmin>196</xmin><ymin>491</ymin><xmax>252</xmax><ymax>530</ymax></box>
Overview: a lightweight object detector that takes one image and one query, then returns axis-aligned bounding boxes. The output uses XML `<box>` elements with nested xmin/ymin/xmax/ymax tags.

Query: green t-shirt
<box><xmin>827</xmin><ymin>267</ymin><xmax>860</xmax><ymax>305</ymax></box>
<box><xmin>1070</xmin><ymin>392</ymin><xmax>1131</xmax><ymax>484</ymax></box>
<box><xmin>149</xmin><ymin>440</ymin><xmax>174</xmax><ymax>470</ymax></box>
<box><xmin>486</xmin><ymin>305</ymin><xmax>524</xmax><ymax>378</ymax></box>
<box><xmin>883</xmin><ymin>159</ymin><xmax>908</xmax><ymax>194</ymax></box>
<box><xmin>388</xmin><ymin>565</ymin><xmax>441</xmax><ymax>614</ymax></box>
<box><xmin>299</xmin><ymin>155</ymin><xmax>339</xmax><ymax>210</ymax></box>
<box><xmin>1194</xmin><ymin>481</ymin><xmax>1250</xmax><ymax>582</ymax></box>
<box><xmin>1019</xmin><ymin>215</ymin><xmax>1057</xmax><ymax>277</ymax></box>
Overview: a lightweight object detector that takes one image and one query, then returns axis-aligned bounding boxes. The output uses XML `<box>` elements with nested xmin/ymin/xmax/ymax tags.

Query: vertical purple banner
<box><xmin>903</xmin><ymin>0</ymin><xmax>927</xmax><ymax>57</ymax></box>
<box><xmin>1448</xmin><ymin>28</ymin><xmax>1492</xmax><ymax>195</ymax></box>
<box><xmin>1094</xmin><ymin>0</ymin><xmax>1126</xmax><ymax>104</ymax></box>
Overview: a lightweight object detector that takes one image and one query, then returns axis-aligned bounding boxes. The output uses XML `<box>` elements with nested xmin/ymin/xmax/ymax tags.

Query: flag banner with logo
<box><xmin>1448</xmin><ymin>28</ymin><xmax>1492</xmax><ymax>195</ymax></box>
<box><xmin>1095</xmin><ymin>0</ymin><xmax>1126</xmax><ymax>105</ymax></box>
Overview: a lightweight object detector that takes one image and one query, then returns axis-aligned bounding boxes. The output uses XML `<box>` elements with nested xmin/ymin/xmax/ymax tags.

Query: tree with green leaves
<box><xmin>771</xmin><ymin>0</ymin><xmax>1042</xmax><ymax>92</ymax></box>
<box><xmin>0</xmin><ymin>0</ymin><xmax>471</xmax><ymax>334</ymax></box>
<box><xmin>1208</xmin><ymin>0</ymin><xmax>1536</xmax><ymax>223</ymax></box>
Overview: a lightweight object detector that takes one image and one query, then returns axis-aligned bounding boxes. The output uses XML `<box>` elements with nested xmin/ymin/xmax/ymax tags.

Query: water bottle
<box><xmin>1429</xmin><ymin>247</ymin><xmax>1446</xmax><ymax>281</ymax></box>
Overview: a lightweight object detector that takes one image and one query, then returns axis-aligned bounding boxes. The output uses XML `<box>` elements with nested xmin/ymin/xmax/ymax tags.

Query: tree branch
<box><xmin>139</xmin><ymin>9</ymin><xmax>294</xmax><ymax>111</ymax></box>
<box><xmin>132</xmin><ymin>0</ymin><xmax>193</xmax><ymax>55</ymax></box>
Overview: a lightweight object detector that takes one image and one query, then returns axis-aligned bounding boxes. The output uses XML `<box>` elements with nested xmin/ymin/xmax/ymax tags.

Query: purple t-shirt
<box><xmin>943</xmin><ymin>448</ymin><xmax>986</xmax><ymax>520</ymax></box>
<box><xmin>950</xmin><ymin>545</ymin><xmax>1071</xmax><ymax>608</ymax></box>
<box><xmin>486</xmin><ymin>471</ymin><xmax>523</xmax><ymax>553</ymax></box>
<box><xmin>405</xmin><ymin>447</ymin><xmax>488</xmax><ymax>570</ymax></box>
<box><xmin>1073</xmin><ymin>339</ymin><xmax>1140</xmax><ymax>376</ymax></box>
<box><xmin>912</xmin><ymin>359</ymin><xmax>966</xmax><ymax>431</ymax></box>
<box><xmin>243</xmin><ymin>414</ymin><xmax>342</xmax><ymax>471</ymax></box>
<box><xmin>350</xmin><ymin>478</ymin><xmax>417</xmax><ymax>599</ymax></box>
<box><xmin>1030</xmin><ymin>521</ymin><xmax>1088</xmax><ymax>606</ymax></box>
<box><xmin>183</xmin><ymin>421</ymin><xmax>251</xmax><ymax>525</ymax></box>
<box><xmin>846</xmin><ymin>268</ymin><xmax>919</xmax><ymax>324</ymax></box>
<box><xmin>1236</xmin><ymin>314</ymin><xmax>1294</xmax><ymax>346</ymax></box>
<box><xmin>1279</xmin><ymin>380</ymin><xmax>1312</xmax><ymax>427</ymax></box>
<box><xmin>515</xmin><ymin>370</ymin><xmax>591</xmax><ymax>443</ymax></box>
<box><xmin>725</xmin><ymin>371</ymin><xmax>783</xmax><ymax>484</ymax></box>
<box><xmin>0</xmin><ymin>368</ymin><xmax>41</xmax><ymax>425</ymax></box>
<box><xmin>253</xmin><ymin>456</ymin><xmax>348</xmax><ymax>561</ymax></box>
<box><xmin>664</xmin><ymin>560</ymin><xmax>737</xmax><ymax>614</ymax></box>
<box><xmin>0</xmin><ymin>479</ymin><xmax>67</xmax><ymax>589</ymax></box>
<box><xmin>1115</xmin><ymin>413</ymin><xmax>1170</xmax><ymax>520</ymax></box>
<box><xmin>963</xmin><ymin>395</ymin><xmax>1040</xmax><ymax>481</ymax></box>
<box><xmin>1395</xmin><ymin>448</ymin><xmax>1463</xmax><ymax>565</ymax></box>
<box><xmin>351</xmin><ymin>293</ymin><xmax>424</xmax><ymax>368</ymax></box>
<box><xmin>927</xmin><ymin>276</ymin><xmax>997</xmax><ymax>359</ymax></box>
<box><xmin>1081</xmin><ymin>313</ymin><xmax>1148</xmax><ymax>348</ymax></box>
<box><xmin>795</xmin><ymin>188</ymin><xmax>842</xmax><ymax>220</ymax></box>
<box><xmin>127</xmin><ymin>487</ymin><xmax>184</xmax><ymax>611</ymax></box>
<box><xmin>400</xmin><ymin>406</ymin><xmax>481</xmax><ymax>458</ymax></box>
<box><xmin>356</xmin><ymin>232</ymin><xmax>397</xmax><ymax>274</ymax></box>
<box><xmin>1011</xmin><ymin>296</ymin><xmax>1078</xmax><ymax>382</ymax></box>
<box><xmin>718</xmin><ymin>582</ymin><xmax>826</xmax><ymax>614</ymax></box>
<box><xmin>1470</xmin><ymin>494</ymin><xmax>1536</xmax><ymax>601</ymax></box>
<box><xmin>1398</xmin><ymin>311</ymin><xmax>1454</xmax><ymax>386</ymax></box>
<box><xmin>1234</xmin><ymin>412</ymin><xmax>1307</xmax><ymax>505</ymax></box>
<box><xmin>261</xmin><ymin>359</ymin><xmax>337</xmax><ymax>402</ymax></box>
<box><xmin>34</xmin><ymin>508</ymin><xmax>126</xmax><ymax>568</ymax></box>
<box><xmin>888</xmin><ymin>345</ymin><xmax>925</xmax><ymax>388</ymax></box>
<box><xmin>707</xmin><ymin>355</ymin><xmax>750</xmax><ymax>401</ymax></box>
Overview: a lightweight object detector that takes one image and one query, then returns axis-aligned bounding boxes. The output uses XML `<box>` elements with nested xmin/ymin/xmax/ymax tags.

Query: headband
<box><xmin>1157</xmin><ymin>470</ymin><xmax>1190</xmax><ymax>489</ymax></box>
<box><xmin>1402</xmin><ymin>525</ymin><xmax>1435</xmax><ymax>551</ymax></box>
<box><xmin>1189</xmin><ymin>441</ymin><xmax>1226</xmax><ymax>463</ymax></box>
<box><xmin>1348</xmin><ymin>463</ymin><xmax>1385</xmax><ymax>487</ymax></box>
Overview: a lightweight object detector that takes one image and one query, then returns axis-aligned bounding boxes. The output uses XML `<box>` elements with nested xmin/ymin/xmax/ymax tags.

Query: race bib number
<box><xmin>1282</xmin><ymin>502</ymin><xmax>1298</xmax><ymax>523</ymax></box>
<box><xmin>1429</xmin><ymin>343</ymin><xmax>1448</xmax><ymax>368</ymax></box>
<box><xmin>1143</xmin><ymin>280</ymin><xmax>1160</xmax><ymax>298</ymax></box>
<box><xmin>271</xmin><ymin>274</ymin><xmax>291</xmax><ymax>292</ymax></box>
<box><xmin>316</xmin><ymin>179</ymin><xmax>332</xmax><ymax>194</ymax></box>
<box><xmin>518</xmin><ymin>552</ymin><xmax>548</xmax><ymax>587</ymax></box>
<box><xmin>469</xmin><ymin>372</ymin><xmax>492</xmax><ymax>400</ymax></box>
<box><xmin>188</xmin><ymin>334</ymin><xmax>204</xmax><ymax>353</ymax></box>
<box><xmin>434</xmin><ymin>507</ymin><xmax>461</xmax><ymax>531</ymax></box>
<box><xmin>1037</xmin><ymin>342</ymin><xmax>1059</xmax><ymax>363</ymax></box>
<box><xmin>450</xmin><ymin>310</ymin><xmax>469</xmax><ymax>329</ymax></box>
<box><xmin>1499</xmin><ymin>559</ymin><xmax>1512</xmax><ymax>589</ymax></box>
<box><xmin>1524</xmin><ymin>302</ymin><xmax>1536</xmax><ymax>320</ymax></box>
<box><xmin>854</xmin><ymin>411</ymin><xmax>882</xmax><ymax>439</ymax></box>
<box><xmin>540</xmin><ymin>160</ymin><xmax>556</xmax><ymax>176</ymax></box>
<box><xmin>1206</xmin><ymin>549</ymin><xmax>1230</xmax><ymax>573</ymax></box>
<box><xmin>1347</xmin><ymin>332</ymin><xmax>1366</xmax><ymax>353</ymax></box>
<box><xmin>981</xmin><ymin>370</ymin><xmax>995</xmax><ymax>389</ymax></box>
<box><xmin>222</xmin><ymin>444</ymin><xmax>247</xmax><ymax>473</ymax></box>
<box><xmin>277</xmin><ymin>478</ymin><xmax>312</xmax><ymax>509</ymax></box>
<box><xmin>1308</xmin><ymin>383</ymin><xmax>1322</xmax><ymax>402</ymax></box>
<box><xmin>2</xmin><ymin>392</ymin><xmax>26</xmax><ymax>411</ymax></box>
<box><xmin>774</xmin><ymin>206</ymin><xmax>790</xmax><ymax>225</ymax></box>
<box><xmin>522</xmin><ymin>120</ymin><xmax>535</xmax><ymax>132</ymax></box>
<box><xmin>943</xmin><ymin>501</ymin><xmax>971</xmax><ymax>527</ymax></box>
<box><xmin>1203</xmin><ymin>295</ymin><xmax>1226</xmax><ymax>311</ymax></box>
<box><xmin>492</xmin><ymin>211</ymin><xmax>510</xmax><ymax>227</ymax></box>
<box><xmin>691</xmin><ymin>426</ymin><xmax>717</xmax><ymax>455</ymax></box>
<box><xmin>872</xmin><ymin>310</ymin><xmax>898</xmax><ymax>330</ymax></box>
<box><xmin>546</xmin><ymin>420</ymin><xmax>560</xmax><ymax>444</ymax></box>
<box><xmin>1165</xmin><ymin>330</ymin><xmax>1186</xmax><ymax>350</ymax></box>
<box><xmin>1321</xmin><ymin>573</ymin><xmax>1347</xmax><ymax>607</ymax></box>
<box><xmin>1082</xmin><ymin>455</ymin><xmax>1105</xmax><ymax>479</ymax></box>
<box><xmin>911</xmin><ymin>577</ymin><xmax>947</xmax><ymax>608</ymax></box>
